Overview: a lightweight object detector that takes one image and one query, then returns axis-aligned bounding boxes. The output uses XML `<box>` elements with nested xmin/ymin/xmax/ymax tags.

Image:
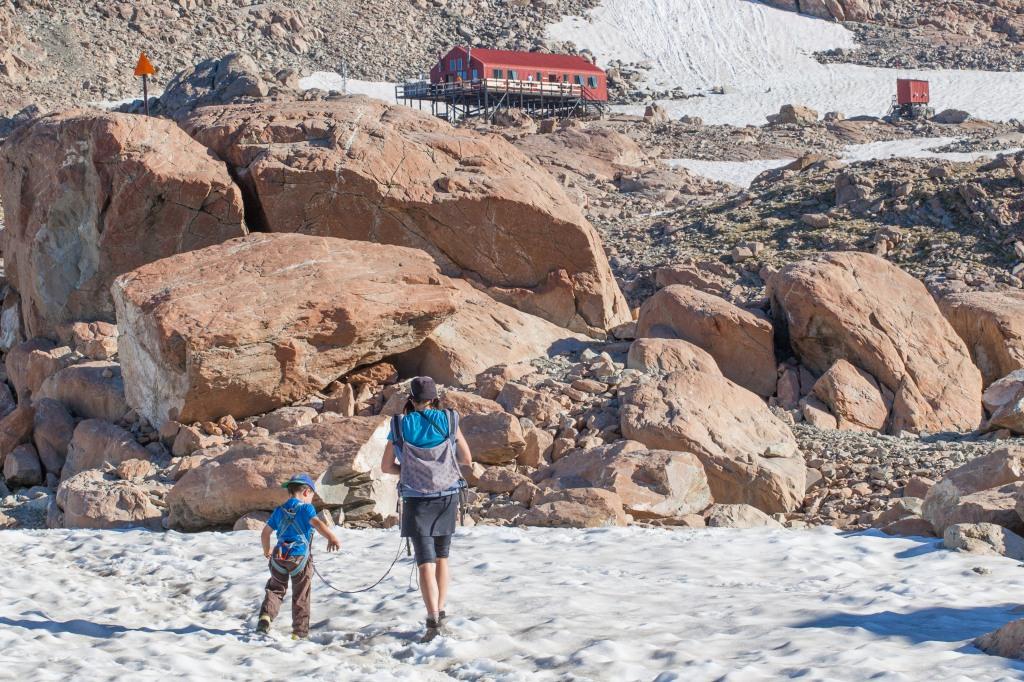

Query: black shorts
<box><xmin>402</xmin><ymin>494</ymin><xmax>458</xmax><ymax>565</ymax></box>
<box><xmin>409</xmin><ymin>535</ymin><xmax>452</xmax><ymax>565</ymax></box>
<box><xmin>401</xmin><ymin>493</ymin><xmax>458</xmax><ymax>537</ymax></box>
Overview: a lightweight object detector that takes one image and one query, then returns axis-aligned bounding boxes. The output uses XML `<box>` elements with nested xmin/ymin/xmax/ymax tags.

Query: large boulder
<box><xmin>927</xmin><ymin>483</ymin><xmax>1024</xmax><ymax>535</ymax></box>
<box><xmin>923</xmin><ymin>446</ymin><xmax>1024</xmax><ymax>528</ymax></box>
<box><xmin>32</xmin><ymin>398</ymin><xmax>75</xmax><ymax>474</ymax></box>
<box><xmin>6</xmin><ymin>337</ymin><xmax>57</xmax><ymax>402</ymax></box>
<box><xmin>943</xmin><ymin>522</ymin><xmax>1024</xmax><ymax>560</ymax></box>
<box><xmin>925</xmin><ymin>444</ymin><xmax>1024</xmax><ymax>532</ymax></box>
<box><xmin>812</xmin><ymin>359</ymin><xmax>888</xmax><ymax>431</ymax></box>
<box><xmin>182</xmin><ymin>99</ymin><xmax>630</xmax><ymax>334</ymax></box>
<box><xmin>392</xmin><ymin>280</ymin><xmax>586</xmax><ymax>387</ymax></box>
<box><xmin>536</xmin><ymin>440</ymin><xmax>713</xmax><ymax>519</ymax></box>
<box><xmin>157</xmin><ymin>53</ymin><xmax>272</xmax><ymax>121</ymax></box>
<box><xmin>977</xmin><ymin>619</ymin><xmax>1024</xmax><ymax>660</ymax></box>
<box><xmin>626</xmin><ymin>338</ymin><xmax>721</xmax><ymax>375</ymax></box>
<box><xmin>982</xmin><ymin>370</ymin><xmax>1024</xmax><ymax>433</ymax></box>
<box><xmin>705</xmin><ymin>503</ymin><xmax>784</xmax><ymax>529</ymax></box>
<box><xmin>0</xmin><ymin>110</ymin><xmax>247</xmax><ymax>338</ymax></box>
<box><xmin>514</xmin><ymin>126</ymin><xmax>646</xmax><ymax>183</ymax></box>
<box><xmin>940</xmin><ymin>290</ymin><xmax>1024</xmax><ymax>387</ymax></box>
<box><xmin>3</xmin><ymin>442</ymin><xmax>42</xmax><ymax>487</ymax></box>
<box><xmin>56</xmin><ymin>470</ymin><xmax>163</xmax><ymax>530</ymax></box>
<box><xmin>35</xmin><ymin>361</ymin><xmax>129</xmax><ymax>422</ymax></box>
<box><xmin>166</xmin><ymin>417</ymin><xmax>398</xmax><ymax>530</ymax></box>
<box><xmin>636</xmin><ymin>285</ymin><xmax>776</xmax><ymax>397</ymax></box>
<box><xmin>112</xmin><ymin>233</ymin><xmax>459</xmax><ymax>426</ymax></box>
<box><xmin>923</xmin><ymin>447</ymin><xmax>1024</xmax><ymax>534</ymax></box>
<box><xmin>460</xmin><ymin>411</ymin><xmax>526</xmax><ymax>465</ymax></box>
<box><xmin>62</xmin><ymin>419</ymin><xmax>150</xmax><ymax>480</ymax></box>
<box><xmin>620</xmin><ymin>369</ymin><xmax>805</xmax><ymax>513</ymax></box>
<box><xmin>768</xmin><ymin>104</ymin><xmax>819</xmax><ymax>125</ymax></box>
<box><xmin>521</xmin><ymin>487</ymin><xmax>628</xmax><ymax>528</ymax></box>
<box><xmin>768</xmin><ymin>253</ymin><xmax>983</xmax><ymax>434</ymax></box>
<box><xmin>0</xmin><ymin>403</ymin><xmax>34</xmax><ymax>458</ymax></box>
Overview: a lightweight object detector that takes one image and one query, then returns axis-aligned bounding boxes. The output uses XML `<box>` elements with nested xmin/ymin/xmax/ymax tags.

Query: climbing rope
<box><xmin>311</xmin><ymin>534</ymin><xmax>409</xmax><ymax>596</ymax></box>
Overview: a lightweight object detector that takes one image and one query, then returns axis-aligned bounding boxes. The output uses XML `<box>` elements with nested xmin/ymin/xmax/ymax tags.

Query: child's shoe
<box><xmin>255</xmin><ymin>615</ymin><xmax>272</xmax><ymax>634</ymax></box>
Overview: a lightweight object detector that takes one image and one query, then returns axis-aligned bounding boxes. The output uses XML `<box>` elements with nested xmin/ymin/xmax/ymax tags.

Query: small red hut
<box><xmin>429</xmin><ymin>46</ymin><xmax>608</xmax><ymax>101</ymax></box>
<box><xmin>889</xmin><ymin>78</ymin><xmax>934</xmax><ymax>120</ymax></box>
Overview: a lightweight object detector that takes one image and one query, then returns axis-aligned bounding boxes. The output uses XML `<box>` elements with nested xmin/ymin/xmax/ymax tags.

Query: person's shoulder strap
<box><xmin>391</xmin><ymin>413</ymin><xmax>405</xmax><ymax>450</ymax></box>
<box><xmin>446</xmin><ymin>409</ymin><xmax>459</xmax><ymax>444</ymax></box>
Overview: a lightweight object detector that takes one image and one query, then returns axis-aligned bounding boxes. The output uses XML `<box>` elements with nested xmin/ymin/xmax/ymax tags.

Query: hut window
<box><xmin>587</xmin><ymin>76</ymin><xmax>598</xmax><ymax>88</ymax></box>
<box><xmin>493</xmin><ymin>69</ymin><xmax>503</xmax><ymax>78</ymax></box>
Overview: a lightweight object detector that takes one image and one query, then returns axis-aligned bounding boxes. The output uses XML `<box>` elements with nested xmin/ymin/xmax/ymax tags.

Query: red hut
<box><xmin>889</xmin><ymin>79</ymin><xmax>933</xmax><ymax>120</ymax></box>
<box><xmin>429</xmin><ymin>46</ymin><xmax>608</xmax><ymax>102</ymax></box>
<box><xmin>896</xmin><ymin>79</ymin><xmax>929</xmax><ymax>106</ymax></box>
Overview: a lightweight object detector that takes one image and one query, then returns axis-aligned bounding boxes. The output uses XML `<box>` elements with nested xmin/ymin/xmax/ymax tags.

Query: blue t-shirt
<box><xmin>388</xmin><ymin>409</ymin><xmax>462</xmax><ymax>498</ymax></box>
<box><xmin>389</xmin><ymin>409</ymin><xmax>450</xmax><ymax>448</ymax></box>
<box><xmin>267</xmin><ymin>498</ymin><xmax>317</xmax><ymax>556</ymax></box>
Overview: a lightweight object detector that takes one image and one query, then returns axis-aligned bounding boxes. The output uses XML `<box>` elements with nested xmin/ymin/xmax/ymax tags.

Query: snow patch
<box><xmin>549</xmin><ymin>0</ymin><xmax>1024</xmax><ymax>126</ymax></box>
<box><xmin>3</xmin><ymin>526</ymin><xmax>1024</xmax><ymax>680</ymax></box>
<box><xmin>671</xmin><ymin>137</ymin><xmax>1023</xmax><ymax>187</ymax></box>
<box><xmin>299</xmin><ymin>72</ymin><xmax>397</xmax><ymax>104</ymax></box>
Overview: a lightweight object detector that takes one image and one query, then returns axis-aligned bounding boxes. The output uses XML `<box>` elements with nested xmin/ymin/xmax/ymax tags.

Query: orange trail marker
<box><xmin>134</xmin><ymin>52</ymin><xmax>157</xmax><ymax>115</ymax></box>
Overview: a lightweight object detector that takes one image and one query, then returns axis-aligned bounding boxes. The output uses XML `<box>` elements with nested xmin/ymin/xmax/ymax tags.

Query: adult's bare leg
<box><xmin>436</xmin><ymin>558</ymin><xmax>449</xmax><ymax>615</ymax></box>
<box><xmin>418</xmin><ymin>562</ymin><xmax>440</xmax><ymax>620</ymax></box>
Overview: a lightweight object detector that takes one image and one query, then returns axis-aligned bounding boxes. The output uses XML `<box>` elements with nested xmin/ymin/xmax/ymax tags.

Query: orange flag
<box><xmin>134</xmin><ymin>52</ymin><xmax>156</xmax><ymax>77</ymax></box>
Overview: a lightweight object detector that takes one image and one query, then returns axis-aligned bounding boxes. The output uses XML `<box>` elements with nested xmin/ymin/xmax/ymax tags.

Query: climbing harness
<box><xmin>269</xmin><ymin>506</ymin><xmax>313</xmax><ymax>578</ymax></box>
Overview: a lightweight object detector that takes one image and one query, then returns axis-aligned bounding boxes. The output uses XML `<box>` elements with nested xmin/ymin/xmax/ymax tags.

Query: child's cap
<box><xmin>281</xmin><ymin>473</ymin><xmax>316</xmax><ymax>492</ymax></box>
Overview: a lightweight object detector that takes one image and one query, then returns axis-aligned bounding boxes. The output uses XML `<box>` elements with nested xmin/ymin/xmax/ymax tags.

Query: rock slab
<box><xmin>183</xmin><ymin>99</ymin><xmax>629</xmax><ymax>334</ymax></box>
<box><xmin>112</xmin><ymin>233</ymin><xmax>458</xmax><ymax>426</ymax></box>
<box><xmin>769</xmin><ymin>253</ymin><xmax>983</xmax><ymax>434</ymax></box>
<box><xmin>0</xmin><ymin>110</ymin><xmax>247</xmax><ymax>338</ymax></box>
<box><xmin>621</xmin><ymin>368</ymin><xmax>805</xmax><ymax>514</ymax></box>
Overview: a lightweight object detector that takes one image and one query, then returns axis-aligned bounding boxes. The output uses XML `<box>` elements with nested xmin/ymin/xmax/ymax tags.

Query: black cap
<box><xmin>410</xmin><ymin>376</ymin><xmax>438</xmax><ymax>401</ymax></box>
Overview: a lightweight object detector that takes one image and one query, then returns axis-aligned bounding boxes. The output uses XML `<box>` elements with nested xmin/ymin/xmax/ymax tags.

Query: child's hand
<box><xmin>327</xmin><ymin>538</ymin><xmax>341</xmax><ymax>553</ymax></box>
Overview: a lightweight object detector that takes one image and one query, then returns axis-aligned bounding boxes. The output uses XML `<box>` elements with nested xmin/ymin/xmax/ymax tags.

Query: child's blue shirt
<box><xmin>267</xmin><ymin>498</ymin><xmax>317</xmax><ymax>556</ymax></box>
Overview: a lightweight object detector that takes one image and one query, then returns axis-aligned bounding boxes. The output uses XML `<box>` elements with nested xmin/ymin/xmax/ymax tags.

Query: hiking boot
<box><xmin>255</xmin><ymin>615</ymin><xmax>272</xmax><ymax>634</ymax></box>
<box><xmin>291</xmin><ymin>632</ymin><xmax>307</xmax><ymax>641</ymax></box>
<box><xmin>438</xmin><ymin>610</ymin><xmax>447</xmax><ymax>625</ymax></box>
<box><xmin>420</xmin><ymin>618</ymin><xmax>441</xmax><ymax>644</ymax></box>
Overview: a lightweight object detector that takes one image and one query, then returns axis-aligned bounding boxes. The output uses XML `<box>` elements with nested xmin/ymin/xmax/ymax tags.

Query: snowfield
<box><xmin>669</xmin><ymin>137</ymin><xmax>1024</xmax><ymax>188</ymax></box>
<box><xmin>4</xmin><ymin>526</ymin><xmax>1024</xmax><ymax>680</ymax></box>
<box><xmin>549</xmin><ymin>0</ymin><xmax>1024</xmax><ymax>126</ymax></box>
<box><xmin>299</xmin><ymin>73</ymin><xmax>397</xmax><ymax>103</ymax></box>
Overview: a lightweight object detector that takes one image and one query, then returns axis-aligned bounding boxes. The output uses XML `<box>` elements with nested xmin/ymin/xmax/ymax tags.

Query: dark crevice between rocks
<box><xmin>225</xmin><ymin>164</ymin><xmax>270</xmax><ymax>233</ymax></box>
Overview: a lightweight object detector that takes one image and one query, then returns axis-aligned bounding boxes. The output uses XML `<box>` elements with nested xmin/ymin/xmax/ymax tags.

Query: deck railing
<box><xmin>397</xmin><ymin>78</ymin><xmax>597</xmax><ymax>101</ymax></box>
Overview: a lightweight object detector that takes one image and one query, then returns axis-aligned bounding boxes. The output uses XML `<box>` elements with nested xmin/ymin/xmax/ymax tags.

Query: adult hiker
<box><xmin>255</xmin><ymin>473</ymin><xmax>342</xmax><ymax>639</ymax></box>
<box><xmin>380</xmin><ymin>376</ymin><xmax>474</xmax><ymax>641</ymax></box>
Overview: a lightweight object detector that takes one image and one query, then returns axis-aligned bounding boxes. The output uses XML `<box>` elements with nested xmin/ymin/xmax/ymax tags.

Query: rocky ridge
<box><xmin>762</xmin><ymin>0</ymin><xmax>1024</xmax><ymax>71</ymax></box>
<box><xmin>0</xmin><ymin>0</ymin><xmax>598</xmax><ymax>119</ymax></box>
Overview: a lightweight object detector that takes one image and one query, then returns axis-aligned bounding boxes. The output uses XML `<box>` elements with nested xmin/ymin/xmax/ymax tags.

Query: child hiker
<box><xmin>256</xmin><ymin>473</ymin><xmax>341</xmax><ymax>639</ymax></box>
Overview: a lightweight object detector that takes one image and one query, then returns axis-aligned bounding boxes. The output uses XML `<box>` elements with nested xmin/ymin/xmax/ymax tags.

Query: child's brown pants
<box><xmin>258</xmin><ymin>554</ymin><xmax>313</xmax><ymax>637</ymax></box>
